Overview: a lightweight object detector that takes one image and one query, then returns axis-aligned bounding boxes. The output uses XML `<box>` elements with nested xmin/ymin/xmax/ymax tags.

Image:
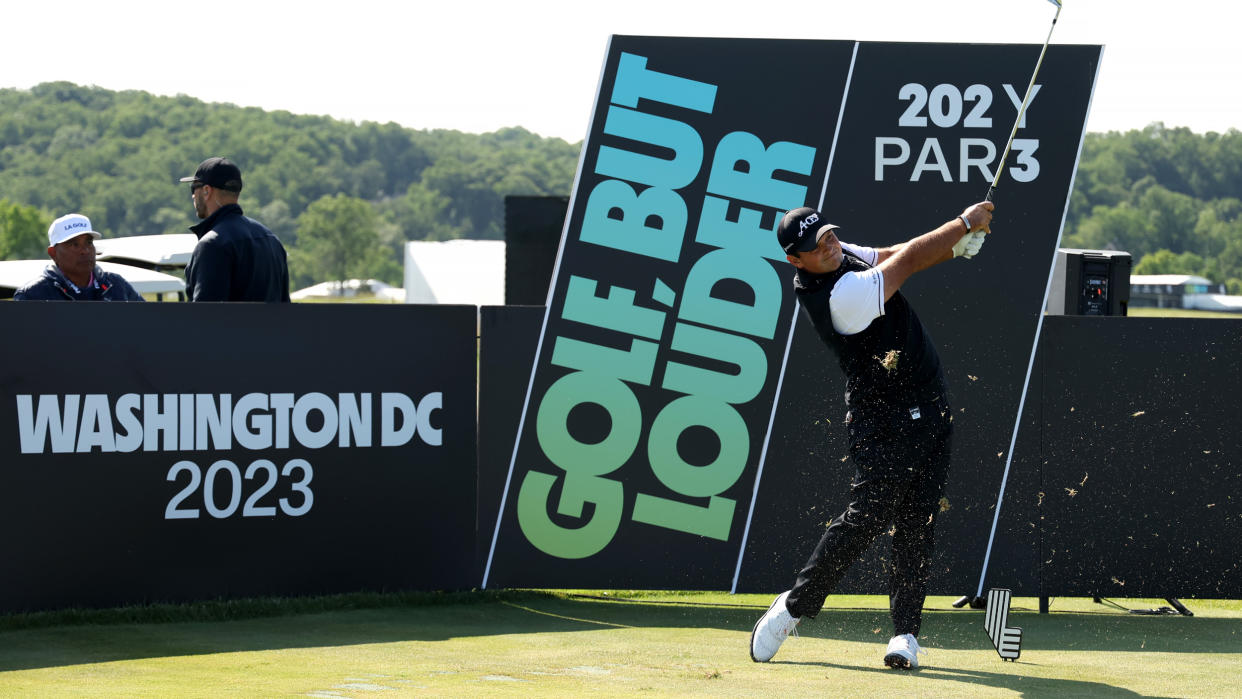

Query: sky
<box><xmin>3</xmin><ymin>0</ymin><xmax>1238</xmax><ymax>142</ymax></box>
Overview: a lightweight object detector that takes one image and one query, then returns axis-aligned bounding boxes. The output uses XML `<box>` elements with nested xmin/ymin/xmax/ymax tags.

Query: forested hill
<box><xmin>2</xmin><ymin>82</ymin><xmax>1241</xmax><ymax>291</ymax></box>
<box><xmin>1065</xmin><ymin>125</ymin><xmax>1242</xmax><ymax>292</ymax></box>
<box><xmin>0</xmin><ymin>82</ymin><xmax>579</xmax><ymax>286</ymax></box>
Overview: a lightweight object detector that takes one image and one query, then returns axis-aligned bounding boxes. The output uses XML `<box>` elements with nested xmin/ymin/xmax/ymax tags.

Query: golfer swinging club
<box><xmin>750</xmin><ymin>200</ymin><xmax>994</xmax><ymax>669</ymax></box>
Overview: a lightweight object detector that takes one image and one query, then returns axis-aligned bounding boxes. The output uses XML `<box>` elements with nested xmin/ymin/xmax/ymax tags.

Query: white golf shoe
<box><xmin>750</xmin><ymin>591</ymin><xmax>800</xmax><ymax>662</ymax></box>
<box><xmin>883</xmin><ymin>633</ymin><xmax>923</xmax><ymax>669</ymax></box>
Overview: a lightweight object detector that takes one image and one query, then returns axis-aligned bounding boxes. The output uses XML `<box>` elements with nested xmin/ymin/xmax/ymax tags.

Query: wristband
<box><xmin>959</xmin><ymin>215</ymin><xmax>972</xmax><ymax>233</ymax></box>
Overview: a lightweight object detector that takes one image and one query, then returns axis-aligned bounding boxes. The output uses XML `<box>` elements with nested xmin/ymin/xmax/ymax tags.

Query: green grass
<box><xmin>1</xmin><ymin>591</ymin><xmax>1238</xmax><ymax>697</ymax></box>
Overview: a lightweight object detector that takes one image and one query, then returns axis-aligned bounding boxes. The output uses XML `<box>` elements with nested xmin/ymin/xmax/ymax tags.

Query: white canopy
<box><xmin>1129</xmin><ymin>274</ymin><xmax>1213</xmax><ymax>287</ymax></box>
<box><xmin>404</xmin><ymin>239</ymin><xmax>505</xmax><ymax>305</ymax></box>
<box><xmin>290</xmin><ymin>279</ymin><xmax>404</xmax><ymax>301</ymax></box>
<box><xmin>94</xmin><ymin>233</ymin><xmax>198</xmax><ymax>270</ymax></box>
<box><xmin>0</xmin><ymin>260</ymin><xmax>186</xmax><ymax>297</ymax></box>
<box><xmin>1185</xmin><ymin>294</ymin><xmax>1242</xmax><ymax>312</ymax></box>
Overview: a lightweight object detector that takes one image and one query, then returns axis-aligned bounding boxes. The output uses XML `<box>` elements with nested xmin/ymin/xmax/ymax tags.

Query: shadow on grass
<box><xmin>0</xmin><ymin>591</ymin><xmax>1236</xmax><ymax>673</ymax></box>
<box><xmin>574</xmin><ymin>595</ymin><xmax>1237</xmax><ymax>655</ymax></box>
<box><xmin>788</xmin><ymin>661</ymin><xmax>1169</xmax><ymax>698</ymax></box>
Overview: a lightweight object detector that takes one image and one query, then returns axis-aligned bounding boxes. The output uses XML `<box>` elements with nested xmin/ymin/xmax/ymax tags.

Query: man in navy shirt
<box><xmin>13</xmin><ymin>213</ymin><xmax>143</xmax><ymax>302</ymax></box>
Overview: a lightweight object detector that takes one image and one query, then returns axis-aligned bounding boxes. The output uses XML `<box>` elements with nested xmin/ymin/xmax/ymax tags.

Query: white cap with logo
<box><xmin>48</xmin><ymin>213</ymin><xmax>102</xmax><ymax>247</ymax></box>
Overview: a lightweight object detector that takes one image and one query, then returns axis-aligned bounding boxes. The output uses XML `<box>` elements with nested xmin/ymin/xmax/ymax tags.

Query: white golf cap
<box><xmin>48</xmin><ymin>213</ymin><xmax>102</xmax><ymax>247</ymax></box>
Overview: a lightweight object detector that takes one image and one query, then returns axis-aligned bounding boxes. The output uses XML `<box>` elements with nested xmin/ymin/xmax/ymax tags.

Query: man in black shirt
<box><xmin>750</xmin><ymin>201</ymin><xmax>994</xmax><ymax>669</ymax></box>
<box><xmin>180</xmin><ymin>157</ymin><xmax>290</xmax><ymax>302</ymax></box>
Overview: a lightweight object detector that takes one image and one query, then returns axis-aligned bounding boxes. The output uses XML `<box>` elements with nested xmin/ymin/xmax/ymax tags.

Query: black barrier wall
<box><xmin>4</xmin><ymin>306</ymin><xmax>1239</xmax><ymax>613</ymax></box>
<box><xmin>479</xmin><ymin>305</ymin><xmax>1030</xmax><ymax>595</ymax></box>
<box><xmin>477</xmin><ymin>305</ymin><xmax>546</xmax><ymax>581</ymax></box>
<box><xmin>1037</xmin><ymin>316</ymin><xmax>1242</xmax><ymax>599</ymax></box>
<box><xmin>0</xmin><ymin>303</ymin><xmax>478</xmax><ymax>613</ymax></box>
<box><xmin>505</xmin><ymin>197</ymin><xmax>568</xmax><ymax>306</ymax></box>
<box><xmin>478</xmin><ymin>307</ymin><xmax>1242</xmax><ymax>599</ymax></box>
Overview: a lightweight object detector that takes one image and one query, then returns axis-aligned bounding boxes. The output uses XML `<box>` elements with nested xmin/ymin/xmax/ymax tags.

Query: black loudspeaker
<box><xmin>504</xmin><ymin>196</ymin><xmax>567</xmax><ymax>306</ymax></box>
<box><xmin>1047</xmin><ymin>248</ymin><xmax>1131</xmax><ymax>316</ymax></box>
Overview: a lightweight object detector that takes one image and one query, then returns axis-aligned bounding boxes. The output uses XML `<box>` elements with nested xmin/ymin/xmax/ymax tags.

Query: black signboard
<box><xmin>1039</xmin><ymin>317</ymin><xmax>1242</xmax><ymax>599</ymax></box>
<box><xmin>0</xmin><ymin>303</ymin><xmax>478</xmax><ymax>612</ymax></box>
<box><xmin>741</xmin><ymin>41</ymin><xmax>1101</xmax><ymax>594</ymax></box>
<box><xmin>483</xmin><ymin>37</ymin><xmax>854</xmax><ymax>589</ymax></box>
<box><xmin>486</xmin><ymin>36</ymin><xmax>1100</xmax><ymax>593</ymax></box>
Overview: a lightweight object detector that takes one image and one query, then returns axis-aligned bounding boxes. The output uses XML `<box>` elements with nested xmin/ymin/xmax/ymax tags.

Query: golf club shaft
<box><xmin>987</xmin><ymin>2</ymin><xmax>1062</xmax><ymax>202</ymax></box>
<box><xmin>973</xmin><ymin>0</ymin><xmax>1063</xmax><ymax>604</ymax></box>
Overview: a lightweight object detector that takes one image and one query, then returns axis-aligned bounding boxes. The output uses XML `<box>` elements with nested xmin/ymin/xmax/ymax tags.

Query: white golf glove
<box><xmin>953</xmin><ymin>231</ymin><xmax>986</xmax><ymax>259</ymax></box>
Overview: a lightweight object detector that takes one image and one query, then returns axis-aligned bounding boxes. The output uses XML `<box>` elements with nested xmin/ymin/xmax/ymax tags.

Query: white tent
<box><xmin>94</xmin><ymin>233</ymin><xmax>198</xmax><ymax>270</ymax></box>
<box><xmin>1129</xmin><ymin>274</ymin><xmax>1214</xmax><ymax>289</ymax></box>
<box><xmin>1185</xmin><ymin>294</ymin><xmax>1242</xmax><ymax>312</ymax></box>
<box><xmin>404</xmin><ymin>239</ymin><xmax>505</xmax><ymax>306</ymax></box>
<box><xmin>0</xmin><ymin>260</ymin><xmax>186</xmax><ymax>299</ymax></box>
<box><xmin>290</xmin><ymin>279</ymin><xmax>404</xmax><ymax>301</ymax></box>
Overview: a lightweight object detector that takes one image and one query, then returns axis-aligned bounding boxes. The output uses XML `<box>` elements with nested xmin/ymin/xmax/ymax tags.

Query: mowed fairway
<box><xmin>0</xmin><ymin>591</ymin><xmax>1239</xmax><ymax>697</ymax></box>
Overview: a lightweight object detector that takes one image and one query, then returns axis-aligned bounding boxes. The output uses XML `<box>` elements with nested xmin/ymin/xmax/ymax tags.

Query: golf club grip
<box><xmin>986</xmin><ymin>185</ymin><xmax>996</xmax><ymax>203</ymax></box>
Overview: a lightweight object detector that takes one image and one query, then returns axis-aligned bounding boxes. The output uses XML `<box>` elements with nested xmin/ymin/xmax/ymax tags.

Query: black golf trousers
<box><xmin>785</xmin><ymin>396</ymin><xmax>953</xmax><ymax>637</ymax></box>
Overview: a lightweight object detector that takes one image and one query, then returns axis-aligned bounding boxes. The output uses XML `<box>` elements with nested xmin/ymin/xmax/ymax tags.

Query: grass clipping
<box><xmin>877</xmin><ymin>349</ymin><xmax>900</xmax><ymax>372</ymax></box>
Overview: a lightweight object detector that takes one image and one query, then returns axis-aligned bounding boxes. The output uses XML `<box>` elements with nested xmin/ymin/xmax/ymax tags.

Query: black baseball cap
<box><xmin>179</xmin><ymin>157</ymin><xmax>243</xmax><ymax>192</ymax></box>
<box><xmin>777</xmin><ymin>207</ymin><xmax>839</xmax><ymax>255</ymax></box>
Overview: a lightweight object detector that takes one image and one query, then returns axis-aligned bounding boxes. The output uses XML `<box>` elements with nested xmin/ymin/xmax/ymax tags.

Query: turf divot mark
<box><xmin>501</xmin><ymin>600</ymin><xmax>634</xmax><ymax>628</ymax></box>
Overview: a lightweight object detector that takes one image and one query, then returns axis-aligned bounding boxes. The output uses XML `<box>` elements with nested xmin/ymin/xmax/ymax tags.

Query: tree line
<box><xmin>1065</xmin><ymin>123</ymin><xmax>1242</xmax><ymax>292</ymax></box>
<box><xmin>2</xmin><ymin>83</ymin><xmax>1240</xmax><ymax>292</ymax></box>
<box><xmin>0</xmin><ymin>82</ymin><xmax>578</xmax><ymax>288</ymax></box>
